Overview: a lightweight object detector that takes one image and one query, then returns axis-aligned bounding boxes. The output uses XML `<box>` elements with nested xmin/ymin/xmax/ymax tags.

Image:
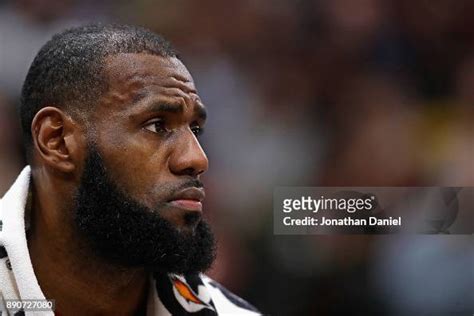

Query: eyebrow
<box><xmin>148</xmin><ymin>102</ymin><xmax>183</xmax><ymax>113</ymax></box>
<box><xmin>144</xmin><ymin>102</ymin><xmax>207</xmax><ymax>120</ymax></box>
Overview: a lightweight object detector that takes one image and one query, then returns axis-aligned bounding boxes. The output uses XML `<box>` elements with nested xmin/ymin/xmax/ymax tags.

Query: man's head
<box><xmin>20</xmin><ymin>24</ymin><xmax>215</xmax><ymax>274</ymax></box>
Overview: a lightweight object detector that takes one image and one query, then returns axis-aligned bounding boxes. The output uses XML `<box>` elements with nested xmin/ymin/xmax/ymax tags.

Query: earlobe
<box><xmin>31</xmin><ymin>107</ymin><xmax>79</xmax><ymax>173</ymax></box>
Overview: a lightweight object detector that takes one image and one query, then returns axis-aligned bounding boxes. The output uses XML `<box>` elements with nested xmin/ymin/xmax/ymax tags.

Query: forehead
<box><xmin>101</xmin><ymin>53</ymin><xmax>197</xmax><ymax>107</ymax></box>
<box><xmin>104</xmin><ymin>53</ymin><xmax>193</xmax><ymax>83</ymax></box>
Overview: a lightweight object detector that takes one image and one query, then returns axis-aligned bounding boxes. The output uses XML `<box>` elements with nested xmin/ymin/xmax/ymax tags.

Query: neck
<box><xmin>27</xmin><ymin>183</ymin><xmax>149</xmax><ymax>316</ymax></box>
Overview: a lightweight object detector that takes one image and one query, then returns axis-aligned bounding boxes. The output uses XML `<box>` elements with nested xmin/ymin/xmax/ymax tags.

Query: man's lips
<box><xmin>168</xmin><ymin>187</ymin><xmax>205</xmax><ymax>212</ymax></box>
<box><xmin>169</xmin><ymin>199</ymin><xmax>202</xmax><ymax>212</ymax></box>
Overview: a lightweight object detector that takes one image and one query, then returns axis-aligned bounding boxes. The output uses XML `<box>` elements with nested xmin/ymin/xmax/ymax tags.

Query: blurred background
<box><xmin>0</xmin><ymin>0</ymin><xmax>472</xmax><ymax>315</ymax></box>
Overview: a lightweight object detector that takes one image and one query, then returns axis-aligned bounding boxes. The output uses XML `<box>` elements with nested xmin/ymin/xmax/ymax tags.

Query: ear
<box><xmin>31</xmin><ymin>107</ymin><xmax>83</xmax><ymax>173</ymax></box>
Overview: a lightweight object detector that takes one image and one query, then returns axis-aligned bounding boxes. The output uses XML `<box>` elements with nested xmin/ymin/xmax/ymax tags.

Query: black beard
<box><xmin>72</xmin><ymin>145</ymin><xmax>216</xmax><ymax>275</ymax></box>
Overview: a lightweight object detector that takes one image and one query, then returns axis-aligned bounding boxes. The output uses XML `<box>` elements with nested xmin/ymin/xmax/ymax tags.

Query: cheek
<box><xmin>97</xmin><ymin>130</ymin><xmax>172</xmax><ymax>207</ymax></box>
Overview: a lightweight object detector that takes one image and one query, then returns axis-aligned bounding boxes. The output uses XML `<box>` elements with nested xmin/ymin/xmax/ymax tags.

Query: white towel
<box><xmin>0</xmin><ymin>166</ymin><xmax>52</xmax><ymax>316</ymax></box>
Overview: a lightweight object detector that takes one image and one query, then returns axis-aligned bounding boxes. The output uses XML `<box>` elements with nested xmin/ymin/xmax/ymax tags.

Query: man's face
<box><xmin>91</xmin><ymin>53</ymin><xmax>209</xmax><ymax>230</ymax></box>
<box><xmin>72</xmin><ymin>53</ymin><xmax>215</xmax><ymax>274</ymax></box>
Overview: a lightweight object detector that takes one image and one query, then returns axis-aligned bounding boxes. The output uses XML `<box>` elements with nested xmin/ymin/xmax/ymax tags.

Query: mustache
<box><xmin>167</xmin><ymin>178</ymin><xmax>204</xmax><ymax>195</ymax></box>
<box><xmin>178</xmin><ymin>179</ymin><xmax>204</xmax><ymax>189</ymax></box>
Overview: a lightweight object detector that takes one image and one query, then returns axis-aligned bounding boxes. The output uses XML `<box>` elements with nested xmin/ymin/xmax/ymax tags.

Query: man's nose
<box><xmin>169</xmin><ymin>130</ymin><xmax>209</xmax><ymax>177</ymax></box>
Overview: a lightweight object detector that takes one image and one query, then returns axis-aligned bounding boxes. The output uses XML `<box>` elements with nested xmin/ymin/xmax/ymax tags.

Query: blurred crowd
<box><xmin>0</xmin><ymin>0</ymin><xmax>472</xmax><ymax>315</ymax></box>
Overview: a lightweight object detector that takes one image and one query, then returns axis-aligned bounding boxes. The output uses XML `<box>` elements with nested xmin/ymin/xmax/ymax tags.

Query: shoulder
<box><xmin>153</xmin><ymin>272</ymin><xmax>261</xmax><ymax>315</ymax></box>
<box><xmin>201</xmin><ymin>275</ymin><xmax>261</xmax><ymax>315</ymax></box>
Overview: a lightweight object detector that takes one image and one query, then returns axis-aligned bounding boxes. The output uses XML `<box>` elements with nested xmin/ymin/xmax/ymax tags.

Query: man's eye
<box><xmin>191</xmin><ymin>125</ymin><xmax>204</xmax><ymax>136</ymax></box>
<box><xmin>144</xmin><ymin>119</ymin><xmax>168</xmax><ymax>134</ymax></box>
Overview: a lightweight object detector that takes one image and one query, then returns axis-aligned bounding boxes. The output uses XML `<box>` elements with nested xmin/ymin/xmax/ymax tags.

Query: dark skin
<box><xmin>27</xmin><ymin>53</ymin><xmax>209</xmax><ymax>316</ymax></box>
